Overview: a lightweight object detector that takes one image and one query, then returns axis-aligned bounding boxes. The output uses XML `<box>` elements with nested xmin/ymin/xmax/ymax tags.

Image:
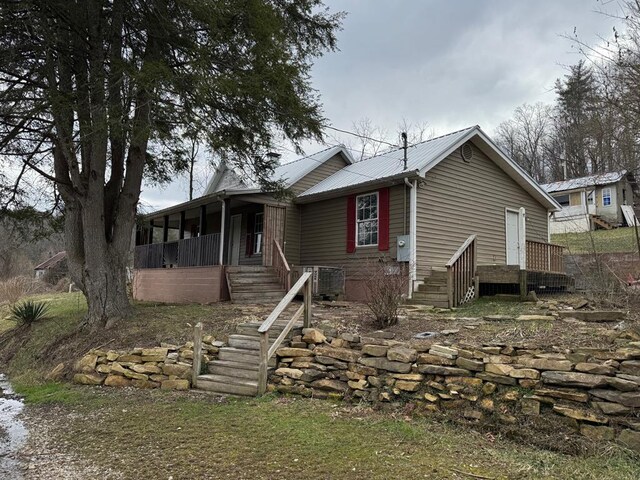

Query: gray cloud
<box><xmin>142</xmin><ymin>0</ymin><xmax>622</xmax><ymax>208</ymax></box>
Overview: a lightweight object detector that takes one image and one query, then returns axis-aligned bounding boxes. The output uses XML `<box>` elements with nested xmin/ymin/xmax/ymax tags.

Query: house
<box><xmin>541</xmin><ymin>171</ymin><xmax>639</xmax><ymax>234</ymax></box>
<box><xmin>133</xmin><ymin>125</ymin><xmax>566</xmax><ymax>307</ymax></box>
<box><xmin>34</xmin><ymin>251</ymin><xmax>67</xmax><ymax>282</ymax></box>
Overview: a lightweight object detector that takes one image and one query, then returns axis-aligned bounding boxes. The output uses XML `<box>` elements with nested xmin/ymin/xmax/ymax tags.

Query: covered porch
<box><xmin>133</xmin><ymin>193</ymin><xmax>289</xmax><ymax>304</ymax></box>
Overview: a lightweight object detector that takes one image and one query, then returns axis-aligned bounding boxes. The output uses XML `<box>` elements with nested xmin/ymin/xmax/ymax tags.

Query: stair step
<box><xmin>236</xmin><ymin>325</ymin><xmax>303</xmax><ymax>338</ymax></box>
<box><xmin>412</xmin><ymin>292</ymin><xmax>448</xmax><ymax>300</ymax></box>
<box><xmin>217</xmin><ymin>347</ymin><xmax>276</xmax><ymax>366</ymax></box>
<box><xmin>226</xmin><ymin>266</ymin><xmax>270</xmax><ymax>273</ymax></box>
<box><xmin>199</xmin><ymin>373</ymin><xmax>259</xmax><ymax>387</ymax></box>
<box><xmin>229</xmin><ymin>276</ymin><xmax>282</xmax><ymax>283</ymax></box>
<box><xmin>207</xmin><ymin>360</ymin><xmax>259</xmax><ymax>379</ymax></box>
<box><xmin>418</xmin><ymin>284</ymin><xmax>448</xmax><ymax>293</ymax></box>
<box><xmin>228</xmin><ymin>334</ymin><xmax>286</xmax><ymax>350</ymax></box>
<box><xmin>196</xmin><ymin>376</ymin><xmax>258</xmax><ymax>396</ymax></box>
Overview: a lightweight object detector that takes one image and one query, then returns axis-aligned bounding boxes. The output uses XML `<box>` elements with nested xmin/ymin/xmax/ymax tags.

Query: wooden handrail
<box><xmin>445</xmin><ymin>235</ymin><xmax>478</xmax><ymax>308</ymax></box>
<box><xmin>445</xmin><ymin>234</ymin><xmax>477</xmax><ymax>267</ymax></box>
<box><xmin>272</xmin><ymin>239</ymin><xmax>291</xmax><ymax>291</ymax></box>
<box><xmin>257</xmin><ymin>271</ymin><xmax>312</xmax><ymax>395</ymax></box>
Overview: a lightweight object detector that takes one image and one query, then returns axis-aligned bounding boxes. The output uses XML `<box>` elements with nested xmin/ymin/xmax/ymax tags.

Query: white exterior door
<box><xmin>506</xmin><ymin>210</ymin><xmax>520</xmax><ymax>265</ymax></box>
<box><xmin>228</xmin><ymin>214</ymin><xmax>242</xmax><ymax>266</ymax></box>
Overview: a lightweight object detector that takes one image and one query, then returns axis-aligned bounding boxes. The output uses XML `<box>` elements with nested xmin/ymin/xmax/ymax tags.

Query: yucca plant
<box><xmin>10</xmin><ymin>300</ymin><xmax>50</xmax><ymax>325</ymax></box>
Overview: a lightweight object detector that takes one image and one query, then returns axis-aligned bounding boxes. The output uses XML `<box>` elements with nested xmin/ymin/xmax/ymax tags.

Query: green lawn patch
<box><xmin>29</xmin><ymin>390</ymin><xmax>640</xmax><ymax>480</ymax></box>
<box><xmin>552</xmin><ymin>227</ymin><xmax>640</xmax><ymax>254</ymax></box>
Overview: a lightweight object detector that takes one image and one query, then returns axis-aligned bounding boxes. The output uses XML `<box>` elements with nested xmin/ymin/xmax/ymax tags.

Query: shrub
<box><xmin>10</xmin><ymin>300</ymin><xmax>50</xmax><ymax>325</ymax></box>
<box><xmin>0</xmin><ymin>276</ymin><xmax>49</xmax><ymax>305</ymax></box>
<box><xmin>364</xmin><ymin>260</ymin><xmax>409</xmax><ymax>329</ymax></box>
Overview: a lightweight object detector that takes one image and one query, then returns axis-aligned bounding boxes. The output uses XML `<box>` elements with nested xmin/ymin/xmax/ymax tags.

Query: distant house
<box><xmin>541</xmin><ymin>171</ymin><xmax>639</xmax><ymax>233</ymax></box>
<box><xmin>133</xmin><ymin>125</ymin><xmax>566</xmax><ymax>307</ymax></box>
<box><xmin>34</xmin><ymin>251</ymin><xmax>67</xmax><ymax>281</ymax></box>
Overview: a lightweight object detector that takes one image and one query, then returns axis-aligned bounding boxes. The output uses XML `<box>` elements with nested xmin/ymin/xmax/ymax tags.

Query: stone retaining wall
<box><xmin>72</xmin><ymin>335</ymin><xmax>224</xmax><ymax>390</ymax></box>
<box><xmin>270</xmin><ymin>328</ymin><xmax>640</xmax><ymax>452</ymax></box>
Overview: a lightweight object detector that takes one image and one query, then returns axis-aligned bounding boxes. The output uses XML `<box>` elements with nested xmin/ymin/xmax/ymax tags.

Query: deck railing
<box><xmin>445</xmin><ymin>234</ymin><xmax>478</xmax><ymax>308</ymax></box>
<box><xmin>526</xmin><ymin>240</ymin><xmax>565</xmax><ymax>273</ymax></box>
<box><xmin>134</xmin><ymin>233</ymin><xmax>221</xmax><ymax>269</ymax></box>
<box><xmin>257</xmin><ymin>271</ymin><xmax>312</xmax><ymax>395</ymax></box>
<box><xmin>272</xmin><ymin>240</ymin><xmax>291</xmax><ymax>291</ymax></box>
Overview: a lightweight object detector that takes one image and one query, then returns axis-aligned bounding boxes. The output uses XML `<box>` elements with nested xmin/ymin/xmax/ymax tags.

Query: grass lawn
<box><xmin>552</xmin><ymin>227</ymin><xmax>640</xmax><ymax>254</ymax></box>
<box><xmin>21</xmin><ymin>386</ymin><xmax>640</xmax><ymax>480</ymax></box>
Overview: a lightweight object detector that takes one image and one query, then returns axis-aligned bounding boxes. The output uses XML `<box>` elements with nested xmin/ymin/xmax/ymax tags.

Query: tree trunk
<box><xmin>63</xmin><ymin>188</ymin><xmax>135</xmax><ymax>330</ymax></box>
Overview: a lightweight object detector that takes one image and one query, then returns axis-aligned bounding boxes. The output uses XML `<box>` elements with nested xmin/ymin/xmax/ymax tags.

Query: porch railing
<box><xmin>272</xmin><ymin>240</ymin><xmax>291</xmax><ymax>291</ymax></box>
<box><xmin>446</xmin><ymin>234</ymin><xmax>478</xmax><ymax>308</ymax></box>
<box><xmin>257</xmin><ymin>271</ymin><xmax>312</xmax><ymax>395</ymax></box>
<box><xmin>526</xmin><ymin>240</ymin><xmax>565</xmax><ymax>273</ymax></box>
<box><xmin>134</xmin><ymin>233</ymin><xmax>221</xmax><ymax>269</ymax></box>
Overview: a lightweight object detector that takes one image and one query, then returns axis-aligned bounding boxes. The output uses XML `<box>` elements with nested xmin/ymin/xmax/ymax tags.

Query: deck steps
<box><xmin>196</xmin><ymin>319</ymin><xmax>302</xmax><ymax>396</ymax></box>
<box><xmin>226</xmin><ymin>266</ymin><xmax>286</xmax><ymax>303</ymax></box>
<box><xmin>407</xmin><ymin>269</ymin><xmax>450</xmax><ymax>308</ymax></box>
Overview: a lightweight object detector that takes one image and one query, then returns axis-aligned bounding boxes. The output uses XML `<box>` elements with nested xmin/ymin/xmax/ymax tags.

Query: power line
<box><xmin>324</xmin><ymin>125</ymin><xmax>400</xmax><ymax>148</ymax></box>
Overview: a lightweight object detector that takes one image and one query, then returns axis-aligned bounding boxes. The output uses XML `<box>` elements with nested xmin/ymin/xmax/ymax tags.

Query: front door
<box><xmin>228</xmin><ymin>214</ymin><xmax>242</xmax><ymax>266</ymax></box>
<box><xmin>505</xmin><ymin>209</ymin><xmax>520</xmax><ymax>265</ymax></box>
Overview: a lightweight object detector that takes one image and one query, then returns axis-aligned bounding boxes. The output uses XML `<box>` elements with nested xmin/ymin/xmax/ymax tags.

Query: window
<box><xmin>602</xmin><ymin>188</ymin><xmax>612</xmax><ymax>206</ymax></box>
<box><xmin>253</xmin><ymin>213</ymin><xmax>263</xmax><ymax>254</ymax></box>
<box><xmin>555</xmin><ymin>194</ymin><xmax>570</xmax><ymax>207</ymax></box>
<box><xmin>356</xmin><ymin>192</ymin><xmax>378</xmax><ymax>246</ymax></box>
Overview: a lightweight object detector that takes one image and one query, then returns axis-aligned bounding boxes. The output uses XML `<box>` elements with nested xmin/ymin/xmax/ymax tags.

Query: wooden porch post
<box><xmin>179</xmin><ymin>211</ymin><xmax>186</xmax><ymax>240</ymax></box>
<box><xmin>148</xmin><ymin>220</ymin><xmax>154</xmax><ymax>244</ymax></box>
<box><xmin>199</xmin><ymin>205</ymin><xmax>207</xmax><ymax>236</ymax></box>
<box><xmin>303</xmin><ymin>275</ymin><xmax>312</xmax><ymax>328</ymax></box>
<box><xmin>219</xmin><ymin>200</ymin><xmax>226</xmax><ymax>265</ymax></box>
<box><xmin>162</xmin><ymin>215</ymin><xmax>169</xmax><ymax>242</ymax></box>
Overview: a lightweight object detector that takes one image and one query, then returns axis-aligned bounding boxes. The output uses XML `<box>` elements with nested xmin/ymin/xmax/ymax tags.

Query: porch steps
<box><xmin>407</xmin><ymin>268</ymin><xmax>450</xmax><ymax>308</ymax></box>
<box><xmin>196</xmin><ymin>320</ymin><xmax>302</xmax><ymax>396</ymax></box>
<box><xmin>592</xmin><ymin>215</ymin><xmax>615</xmax><ymax>230</ymax></box>
<box><xmin>226</xmin><ymin>266</ymin><xmax>286</xmax><ymax>303</ymax></box>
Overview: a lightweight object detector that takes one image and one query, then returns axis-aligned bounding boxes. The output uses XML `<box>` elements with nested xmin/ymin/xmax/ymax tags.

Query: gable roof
<box><xmin>540</xmin><ymin>171</ymin><xmax>628</xmax><ymax>194</ymax></box>
<box><xmin>204</xmin><ymin>145</ymin><xmax>354</xmax><ymax>195</ymax></box>
<box><xmin>34</xmin><ymin>251</ymin><xmax>66</xmax><ymax>271</ymax></box>
<box><xmin>298</xmin><ymin>126</ymin><xmax>560</xmax><ymax>211</ymax></box>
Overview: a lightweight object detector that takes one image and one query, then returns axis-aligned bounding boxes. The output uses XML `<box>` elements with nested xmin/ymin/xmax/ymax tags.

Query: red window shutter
<box><xmin>245</xmin><ymin>213</ymin><xmax>254</xmax><ymax>257</ymax></box>
<box><xmin>346</xmin><ymin>195</ymin><xmax>356</xmax><ymax>253</ymax></box>
<box><xmin>378</xmin><ymin>187</ymin><xmax>390</xmax><ymax>251</ymax></box>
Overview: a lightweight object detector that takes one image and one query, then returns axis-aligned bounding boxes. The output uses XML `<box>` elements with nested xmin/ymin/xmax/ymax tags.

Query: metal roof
<box><xmin>541</xmin><ymin>171</ymin><xmax>628</xmax><ymax>193</ymax></box>
<box><xmin>205</xmin><ymin>145</ymin><xmax>353</xmax><ymax>195</ymax></box>
<box><xmin>299</xmin><ymin>126</ymin><xmax>477</xmax><ymax>197</ymax></box>
<box><xmin>34</xmin><ymin>251</ymin><xmax>66</xmax><ymax>271</ymax></box>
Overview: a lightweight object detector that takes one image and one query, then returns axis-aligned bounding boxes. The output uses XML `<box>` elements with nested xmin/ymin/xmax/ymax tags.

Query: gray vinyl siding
<box><xmin>285</xmin><ymin>153</ymin><xmax>350</xmax><ymax>266</ymax></box>
<box><xmin>291</xmin><ymin>154</ymin><xmax>349</xmax><ymax>194</ymax></box>
<box><xmin>299</xmin><ymin>184</ymin><xmax>407</xmax><ymax>277</ymax></box>
<box><xmin>416</xmin><ymin>142</ymin><xmax>549</xmax><ymax>279</ymax></box>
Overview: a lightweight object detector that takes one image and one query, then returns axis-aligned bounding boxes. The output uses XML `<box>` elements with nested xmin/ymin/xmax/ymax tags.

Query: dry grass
<box><xmin>17</xmin><ymin>389</ymin><xmax>640</xmax><ymax>480</ymax></box>
<box><xmin>0</xmin><ymin>276</ymin><xmax>50</xmax><ymax>306</ymax></box>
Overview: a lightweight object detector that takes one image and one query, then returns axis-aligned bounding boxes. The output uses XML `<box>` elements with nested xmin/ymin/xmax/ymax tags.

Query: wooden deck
<box><xmin>477</xmin><ymin>265</ymin><xmax>574</xmax><ymax>294</ymax></box>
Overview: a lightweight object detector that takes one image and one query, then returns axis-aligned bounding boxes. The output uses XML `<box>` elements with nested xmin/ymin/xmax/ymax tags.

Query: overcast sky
<box><xmin>141</xmin><ymin>0</ymin><xmax>622</xmax><ymax>210</ymax></box>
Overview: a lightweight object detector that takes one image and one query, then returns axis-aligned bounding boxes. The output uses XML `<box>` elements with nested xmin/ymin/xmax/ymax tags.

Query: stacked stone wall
<box><xmin>270</xmin><ymin>328</ymin><xmax>640</xmax><ymax>452</ymax></box>
<box><xmin>73</xmin><ymin>335</ymin><xmax>224</xmax><ymax>390</ymax></box>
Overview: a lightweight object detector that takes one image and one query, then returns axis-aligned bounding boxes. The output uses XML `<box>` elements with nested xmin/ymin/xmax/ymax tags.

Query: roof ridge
<box><xmin>277</xmin><ymin>144</ymin><xmax>344</xmax><ymax>167</ymax></box>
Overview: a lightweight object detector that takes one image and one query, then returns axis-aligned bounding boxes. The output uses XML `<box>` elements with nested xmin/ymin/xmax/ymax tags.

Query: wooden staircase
<box><xmin>592</xmin><ymin>215</ymin><xmax>615</xmax><ymax>230</ymax></box>
<box><xmin>407</xmin><ymin>267</ymin><xmax>449</xmax><ymax>308</ymax></box>
<box><xmin>226</xmin><ymin>266</ymin><xmax>287</xmax><ymax>303</ymax></box>
<box><xmin>196</xmin><ymin>319</ymin><xmax>302</xmax><ymax>396</ymax></box>
<box><xmin>193</xmin><ymin>270</ymin><xmax>314</xmax><ymax>397</ymax></box>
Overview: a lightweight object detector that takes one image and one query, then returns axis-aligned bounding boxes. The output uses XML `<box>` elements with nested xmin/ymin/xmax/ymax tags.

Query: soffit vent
<box><xmin>460</xmin><ymin>142</ymin><xmax>473</xmax><ymax>163</ymax></box>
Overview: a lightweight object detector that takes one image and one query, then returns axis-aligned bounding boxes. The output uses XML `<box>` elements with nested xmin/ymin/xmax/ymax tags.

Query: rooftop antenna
<box><xmin>402</xmin><ymin>132</ymin><xmax>408</xmax><ymax>170</ymax></box>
